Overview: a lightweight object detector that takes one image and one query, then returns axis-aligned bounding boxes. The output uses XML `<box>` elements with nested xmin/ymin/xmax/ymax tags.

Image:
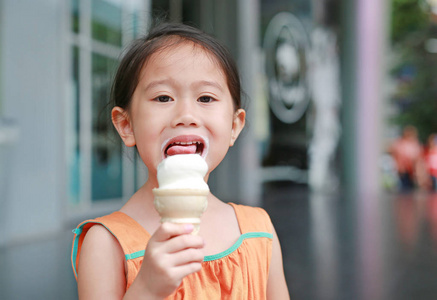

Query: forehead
<box><xmin>144</xmin><ymin>40</ymin><xmax>225</xmax><ymax>74</ymax></box>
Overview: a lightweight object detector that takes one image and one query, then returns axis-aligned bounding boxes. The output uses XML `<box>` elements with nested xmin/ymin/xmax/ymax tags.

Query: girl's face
<box><xmin>112</xmin><ymin>42</ymin><xmax>245</xmax><ymax>180</ymax></box>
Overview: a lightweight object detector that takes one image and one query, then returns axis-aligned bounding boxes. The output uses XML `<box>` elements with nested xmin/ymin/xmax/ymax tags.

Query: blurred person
<box><xmin>389</xmin><ymin>126</ymin><xmax>423</xmax><ymax>191</ymax></box>
<box><xmin>425</xmin><ymin>134</ymin><xmax>437</xmax><ymax>191</ymax></box>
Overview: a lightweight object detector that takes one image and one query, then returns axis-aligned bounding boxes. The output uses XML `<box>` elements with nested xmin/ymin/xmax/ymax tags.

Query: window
<box><xmin>67</xmin><ymin>0</ymin><xmax>149</xmax><ymax>211</ymax></box>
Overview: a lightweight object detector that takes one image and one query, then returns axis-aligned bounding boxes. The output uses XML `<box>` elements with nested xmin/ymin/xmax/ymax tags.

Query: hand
<box><xmin>135</xmin><ymin>223</ymin><xmax>205</xmax><ymax>299</ymax></box>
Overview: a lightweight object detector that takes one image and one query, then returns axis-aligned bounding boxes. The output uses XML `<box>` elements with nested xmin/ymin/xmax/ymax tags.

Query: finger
<box><xmin>165</xmin><ymin>234</ymin><xmax>205</xmax><ymax>254</ymax></box>
<box><xmin>169</xmin><ymin>247</ymin><xmax>205</xmax><ymax>267</ymax></box>
<box><xmin>153</xmin><ymin>223</ymin><xmax>194</xmax><ymax>242</ymax></box>
<box><xmin>172</xmin><ymin>262</ymin><xmax>203</xmax><ymax>279</ymax></box>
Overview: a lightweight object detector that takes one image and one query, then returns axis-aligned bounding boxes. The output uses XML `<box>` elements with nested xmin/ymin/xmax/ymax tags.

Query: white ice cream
<box><xmin>156</xmin><ymin>154</ymin><xmax>209</xmax><ymax>190</ymax></box>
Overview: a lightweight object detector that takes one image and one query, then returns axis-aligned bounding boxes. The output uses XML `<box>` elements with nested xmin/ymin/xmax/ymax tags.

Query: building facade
<box><xmin>0</xmin><ymin>0</ymin><xmax>387</xmax><ymax>248</ymax></box>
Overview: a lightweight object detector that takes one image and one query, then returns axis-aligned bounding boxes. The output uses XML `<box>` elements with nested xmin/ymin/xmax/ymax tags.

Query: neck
<box><xmin>120</xmin><ymin>177</ymin><xmax>158</xmax><ymax>219</ymax></box>
<box><xmin>124</xmin><ymin>176</ymin><xmax>158</xmax><ymax>208</ymax></box>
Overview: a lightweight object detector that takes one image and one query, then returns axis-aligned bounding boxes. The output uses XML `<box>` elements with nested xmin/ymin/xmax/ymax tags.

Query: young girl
<box><xmin>71</xmin><ymin>23</ymin><xmax>290</xmax><ymax>299</ymax></box>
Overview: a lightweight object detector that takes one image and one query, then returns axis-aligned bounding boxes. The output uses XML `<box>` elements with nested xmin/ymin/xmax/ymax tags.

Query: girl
<box><xmin>71</xmin><ymin>23</ymin><xmax>290</xmax><ymax>299</ymax></box>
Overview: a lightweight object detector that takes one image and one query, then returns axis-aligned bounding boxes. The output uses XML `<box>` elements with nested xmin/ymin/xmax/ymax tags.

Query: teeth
<box><xmin>171</xmin><ymin>141</ymin><xmax>200</xmax><ymax>146</ymax></box>
<box><xmin>163</xmin><ymin>138</ymin><xmax>207</xmax><ymax>158</ymax></box>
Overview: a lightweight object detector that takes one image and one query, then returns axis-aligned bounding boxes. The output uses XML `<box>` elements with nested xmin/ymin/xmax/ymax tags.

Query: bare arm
<box><xmin>77</xmin><ymin>223</ymin><xmax>204</xmax><ymax>300</ymax></box>
<box><xmin>267</xmin><ymin>226</ymin><xmax>290</xmax><ymax>300</ymax></box>
<box><xmin>77</xmin><ymin>225</ymin><xmax>126</xmax><ymax>299</ymax></box>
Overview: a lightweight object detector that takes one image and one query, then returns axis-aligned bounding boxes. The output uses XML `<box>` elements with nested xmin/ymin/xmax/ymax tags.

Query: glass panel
<box><xmin>127</xmin><ymin>0</ymin><xmax>146</xmax><ymax>38</ymax></box>
<box><xmin>91</xmin><ymin>0</ymin><xmax>122</xmax><ymax>46</ymax></box>
<box><xmin>68</xmin><ymin>46</ymin><xmax>81</xmax><ymax>205</ymax></box>
<box><xmin>132</xmin><ymin>10</ymin><xmax>139</xmax><ymax>38</ymax></box>
<box><xmin>91</xmin><ymin>53</ymin><xmax>122</xmax><ymax>201</ymax></box>
<box><xmin>261</xmin><ymin>1</ymin><xmax>311</xmax><ymax>176</ymax></box>
<box><xmin>71</xmin><ymin>0</ymin><xmax>80</xmax><ymax>33</ymax></box>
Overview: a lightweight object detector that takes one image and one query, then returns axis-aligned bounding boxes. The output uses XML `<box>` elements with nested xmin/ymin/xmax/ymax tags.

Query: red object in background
<box><xmin>426</xmin><ymin>148</ymin><xmax>437</xmax><ymax>177</ymax></box>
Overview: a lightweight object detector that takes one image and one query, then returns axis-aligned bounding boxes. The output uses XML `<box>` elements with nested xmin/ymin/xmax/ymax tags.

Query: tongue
<box><xmin>166</xmin><ymin>144</ymin><xmax>197</xmax><ymax>156</ymax></box>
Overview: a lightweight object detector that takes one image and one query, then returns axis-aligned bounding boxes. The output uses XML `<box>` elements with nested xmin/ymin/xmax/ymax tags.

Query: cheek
<box><xmin>212</xmin><ymin>108</ymin><xmax>234</xmax><ymax>126</ymax></box>
<box><xmin>131</xmin><ymin>112</ymin><xmax>163</xmax><ymax>152</ymax></box>
<box><xmin>131</xmin><ymin>106</ymin><xmax>159</xmax><ymax>133</ymax></box>
<box><xmin>206</xmin><ymin>120</ymin><xmax>234</xmax><ymax>164</ymax></box>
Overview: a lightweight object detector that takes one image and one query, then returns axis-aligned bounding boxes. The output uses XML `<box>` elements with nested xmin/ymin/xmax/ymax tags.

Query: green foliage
<box><xmin>391</xmin><ymin>0</ymin><xmax>429</xmax><ymax>44</ymax></box>
<box><xmin>390</xmin><ymin>0</ymin><xmax>437</xmax><ymax>142</ymax></box>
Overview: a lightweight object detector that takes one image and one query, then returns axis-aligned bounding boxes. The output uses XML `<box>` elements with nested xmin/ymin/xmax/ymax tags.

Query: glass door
<box><xmin>67</xmin><ymin>0</ymin><xmax>149</xmax><ymax>212</ymax></box>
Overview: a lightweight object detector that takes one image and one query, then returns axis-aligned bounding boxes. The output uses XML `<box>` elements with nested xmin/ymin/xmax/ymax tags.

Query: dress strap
<box><xmin>229</xmin><ymin>203</ymin><xmax>273</xmax><ymax>234</ymax></box>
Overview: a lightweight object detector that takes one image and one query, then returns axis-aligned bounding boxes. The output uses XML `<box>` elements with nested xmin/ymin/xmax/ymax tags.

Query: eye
<box><xmin>198</xmin><ymin>96</ymin><xmax>214</xmax><ymax>103</ymax></box>
<box><xmin>154</xmin><ymin>95</ymin><xmax>173</xmax><ymax>102</ymax></box>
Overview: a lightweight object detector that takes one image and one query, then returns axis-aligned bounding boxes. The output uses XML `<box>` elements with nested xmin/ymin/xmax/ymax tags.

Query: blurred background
<box><xmin>1</xmin><ymin>0</ymin><xmax>437</xmax><ymax>299</ymax></box>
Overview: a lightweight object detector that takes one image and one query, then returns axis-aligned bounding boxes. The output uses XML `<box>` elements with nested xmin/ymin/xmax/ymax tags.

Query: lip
<box><xmin>161</xmin><ymin>135</ymin><xmax>209</xmax><ymax>159</ymax></box>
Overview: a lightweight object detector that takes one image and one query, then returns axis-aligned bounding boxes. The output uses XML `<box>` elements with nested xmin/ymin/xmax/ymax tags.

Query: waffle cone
<box><xmin>152</xmin><ymin>188</ymin><xmax>209</xmax><ymax>235</ymax></box>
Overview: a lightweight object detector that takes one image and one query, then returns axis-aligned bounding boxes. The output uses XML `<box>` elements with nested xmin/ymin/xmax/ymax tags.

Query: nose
<box><xmin>171</xmin><ymin>99</ymin><xmax>200</xmax><ymax>127</ymax></box>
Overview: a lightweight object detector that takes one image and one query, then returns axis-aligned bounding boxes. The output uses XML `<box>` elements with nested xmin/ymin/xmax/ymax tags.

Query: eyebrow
<box><xmin>144</xmin><ymin>79</ymin><xmax>173</xmax><ymax>91</ymax></box>
<box><xmin>144</xmin><ymin>79</ymin><xmax>224</xmax><ymax>92</ymax></box>
<box><xmin>191</xmin><ymin>80</ymin><xmax>224</xmax><ymax>91</ymax></box>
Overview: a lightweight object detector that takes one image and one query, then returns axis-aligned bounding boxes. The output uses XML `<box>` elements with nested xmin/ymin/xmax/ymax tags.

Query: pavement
<box><xmin>2</xmin><ymin>184</ymin><xmax>437</xmax><ymax>299</ymax></box>
<box><xmin>263</xmin><ymin>182</ymin><xmax>437</xmax><ymax>300</ymax></box>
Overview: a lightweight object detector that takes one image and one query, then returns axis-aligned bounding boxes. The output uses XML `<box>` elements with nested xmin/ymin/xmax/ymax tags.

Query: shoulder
<box><xmin>78</xmin><ymin>224</ymin><xmax>125</xmax><ymax>274</ymax></box>
<box><xmin>230</xmin><ymin>202</ymin><xmax>270</xmax><ymax>217</ymax></box>
<box><xmin>229</xmin><ymin>203</ymin><xmax>273</xmax><ymax>234</ymax></box>
<box><xmin>82</xmin><ymin>224</ymin><xmax>120</xmax><ymax>249</ymax></box>
<box><xmin>71</xmin><ymin>213</ymin><xmax>129</xmax><ymax>280</ymax></box>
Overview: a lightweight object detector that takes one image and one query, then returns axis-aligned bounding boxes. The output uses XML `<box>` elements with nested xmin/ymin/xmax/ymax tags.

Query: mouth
<box><xmin>162</xmin><ymin>135</ymin><xmax>208</xmax><ymax>158</ymax></box>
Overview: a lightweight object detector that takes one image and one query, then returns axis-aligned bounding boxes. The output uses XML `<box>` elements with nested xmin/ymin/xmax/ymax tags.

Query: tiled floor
<box><xmin>2</xmin><ymin>185</ymin><xmax>437</xmax><ymax>299</ymax></box>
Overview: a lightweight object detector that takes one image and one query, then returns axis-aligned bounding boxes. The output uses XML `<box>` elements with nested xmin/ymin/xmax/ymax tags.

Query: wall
<box><xmin>1</xmin><ymin>0</ymin><xmax>65</xmax><ymax>244</ymax></box>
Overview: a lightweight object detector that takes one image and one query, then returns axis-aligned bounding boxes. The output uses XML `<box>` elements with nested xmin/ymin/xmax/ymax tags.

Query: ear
<box><xmin>111</xmin><ymin>107</ymin><xmax>136</xmax><ymax>147</ymax></box>
<box><xmin>230</xmin><ymin>109</ymin><xmax>246</xmax><ymax>147</ymax></box>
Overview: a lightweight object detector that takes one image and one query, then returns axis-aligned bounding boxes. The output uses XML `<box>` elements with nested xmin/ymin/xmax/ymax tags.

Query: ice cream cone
<box><xmin>153</xmin><ymin>188</ymin><xmax>209</xmax><ymax>235</ymax></box>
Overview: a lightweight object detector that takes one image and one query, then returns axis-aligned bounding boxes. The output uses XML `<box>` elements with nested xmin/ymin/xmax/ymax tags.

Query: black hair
<box><xmin>110</xmin><ymin>22</ymin><xmax>242</xmax><ymax>111</ymax></box>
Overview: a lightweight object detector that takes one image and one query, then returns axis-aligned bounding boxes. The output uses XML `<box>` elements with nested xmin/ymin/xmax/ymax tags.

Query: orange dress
<box><xmin>71</xmin><ymin>203</ymin><xmax>273</xmax><ymax>299</ymax></box>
